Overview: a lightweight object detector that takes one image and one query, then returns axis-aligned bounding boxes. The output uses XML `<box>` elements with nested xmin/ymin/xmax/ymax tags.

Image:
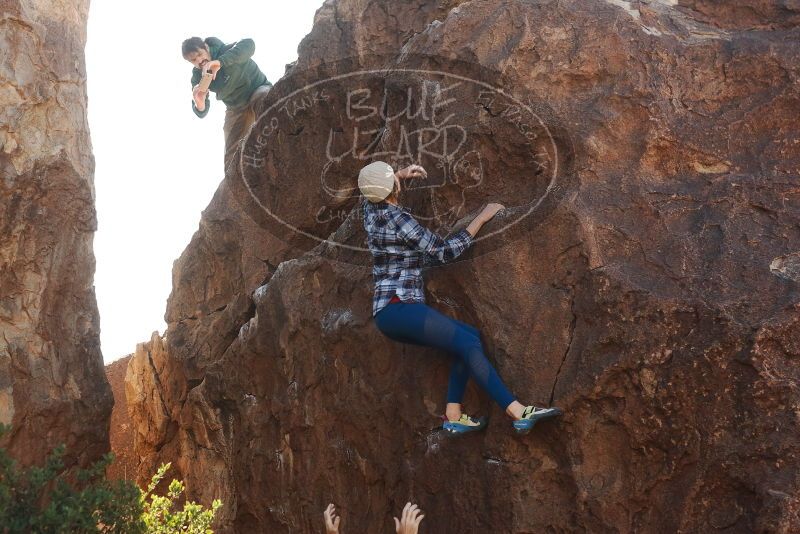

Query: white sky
<box><xmin>87</xmin><ymin>1</ymin><xmax>323</xmax><ymax>362</ymax></box>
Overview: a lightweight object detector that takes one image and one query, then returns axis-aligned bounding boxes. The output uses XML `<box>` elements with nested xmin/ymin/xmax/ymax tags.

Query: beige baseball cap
<box><xmin>358</xmin><ymin>161</ymin><xmax>395</xmax><ymax>202</ymax></box>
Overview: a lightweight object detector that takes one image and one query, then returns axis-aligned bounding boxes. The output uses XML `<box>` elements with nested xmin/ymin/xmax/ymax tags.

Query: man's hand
<box><xmin>394</xmin><ymin>502</ymin><xmax>424</xmax><ymax>534</ymax></box>
<box><xmin>192</xmin><ymin>85</ymin><xmax>208</xmax><ymax>111</ymax></box>
<box><xmin>395</xmin><ymin>164</ymin><xmax>427</xmax><ymax>181</ymax></box>
<box><xmin>203</xmin><ymin>59</ymin><xmax>222</xmax><ymax>78</ymax></box>
<box><xmin>323</xmin><ymin>503</ymin><xmax>341</xmax><ymax>534</ymax></box>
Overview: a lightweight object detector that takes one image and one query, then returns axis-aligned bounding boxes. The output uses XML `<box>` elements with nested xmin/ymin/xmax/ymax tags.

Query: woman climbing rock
<box><xmin>359</xmin><ymin>161</ymin><xmax>563</xmax><ymax>435</ymax></box>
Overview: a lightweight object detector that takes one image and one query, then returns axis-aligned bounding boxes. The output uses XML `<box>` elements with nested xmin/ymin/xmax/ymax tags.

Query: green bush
<box><xmin>0</xmin><ymin>424</ymin><xmax>221</xmax><ymax>534</ymax></box>
<box><xmin>140</xmin><ymin>463</ymin><xmax>221</xmax><ymax>534</ymax></box>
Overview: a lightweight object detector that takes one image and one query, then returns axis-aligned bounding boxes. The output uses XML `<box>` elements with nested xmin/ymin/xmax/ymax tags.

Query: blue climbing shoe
<box><xmin>442</xmin><ymin>414</ymin><xmax>488</xmax><ymax>435</ymax></box>
<box><xmin>513</xmin><ymin>405</ymin><xmax>563</xmax><ymax>435</ymax></box>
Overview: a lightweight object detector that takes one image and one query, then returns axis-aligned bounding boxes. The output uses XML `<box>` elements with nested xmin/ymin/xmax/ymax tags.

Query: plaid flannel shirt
<box><xmin>362</xmin><ymin>199</ymin><xmax>473</xmax><ymax>316</ymax></box>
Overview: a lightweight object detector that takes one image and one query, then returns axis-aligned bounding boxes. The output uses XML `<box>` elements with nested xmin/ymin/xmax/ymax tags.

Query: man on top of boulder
<box><xmin>182</xmin><ymin>36</ymin><xmax>272</xmax><ymax>155</ymax></box>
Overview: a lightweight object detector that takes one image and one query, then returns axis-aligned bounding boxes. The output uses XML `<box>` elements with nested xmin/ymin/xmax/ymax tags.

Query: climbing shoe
<box><xmin>513</xmin><ymin>405</ymin><xmax>563</xmax><ymax>435</ymax></box>
<box><xmin>442</xmin><ymin>414</ymin><xmax>488</xmax><ymax>435</ymax></box>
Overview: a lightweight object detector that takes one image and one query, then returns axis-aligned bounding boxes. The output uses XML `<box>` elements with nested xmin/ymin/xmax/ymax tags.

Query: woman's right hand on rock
<box><xmin>467</xmin><ymin>202</ymin><xmax>505</xmax><ymax>237</ymax></box>
<box><xmin>480</xmin><ymin>202</ymin><xmax>505</xmax><ymax>222</ymax></box>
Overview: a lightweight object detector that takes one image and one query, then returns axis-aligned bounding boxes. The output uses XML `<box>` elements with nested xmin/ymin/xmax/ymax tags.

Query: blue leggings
<box><xmin>374</xmin><ymin>301</ymin><xmax>516</xmax><ymax>410</ymax></box>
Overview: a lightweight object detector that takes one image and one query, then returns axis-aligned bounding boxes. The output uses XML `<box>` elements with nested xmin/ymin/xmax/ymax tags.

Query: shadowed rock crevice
<box><xmin>549</xmin><ymin>289</ymin><xmax>577</xmax><ymax>406</ymax></box>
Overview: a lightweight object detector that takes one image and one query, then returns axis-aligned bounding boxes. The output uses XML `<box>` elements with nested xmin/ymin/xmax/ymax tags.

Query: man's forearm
<box><xmin>192</xmin><ymin>98</ymin><xmax>209</xmax><ymax>118</ymax></box>
<box><xmin>191</xmin><ymin>85</ymin><xmax>210</xmax><ymax>117</ymax></box>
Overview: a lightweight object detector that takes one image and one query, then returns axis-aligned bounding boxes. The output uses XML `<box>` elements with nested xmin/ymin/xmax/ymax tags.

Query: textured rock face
<box><xmin>677</xmin><ymin>0</ymin><xmax>800</xmax><ymax>30</ymax></box>
<box><xmin>106</xmin><ymin>355</ymin><xmax>135</xmax><ymax>480</ymax></box>
<box><xmin>128</xmin><ymin>1</ymin><xmax>800</xmax><ymax>532</ymax></box>
<box><xmin>0</xmin><ymin>0</ymin><xmax>112</xmax><ymax>467</ymax></box>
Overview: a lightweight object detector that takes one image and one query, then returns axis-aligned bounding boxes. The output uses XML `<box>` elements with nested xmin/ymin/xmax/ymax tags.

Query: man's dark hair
<box><xmin>181</xmin><ymin>37</ymin><xmax>207</xmax><ymax>58</ymax></box>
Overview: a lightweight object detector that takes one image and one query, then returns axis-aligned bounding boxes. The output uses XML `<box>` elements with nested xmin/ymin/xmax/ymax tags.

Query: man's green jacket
<box><xmin>190</xmin><ymin>37</ymin><xmax>269</xmax><ymax>118</ymax></box>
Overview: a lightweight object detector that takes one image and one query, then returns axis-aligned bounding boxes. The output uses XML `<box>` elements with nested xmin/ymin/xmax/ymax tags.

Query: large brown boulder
<box><xmin>127</xmin><ymin>1</ymin><xmax>800</xmax><ymax>532</ymax></box>
<box><xmin>0</xmin><ymin>0</ymin><xmax>112</xmax><ymax>468</ymax></box>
